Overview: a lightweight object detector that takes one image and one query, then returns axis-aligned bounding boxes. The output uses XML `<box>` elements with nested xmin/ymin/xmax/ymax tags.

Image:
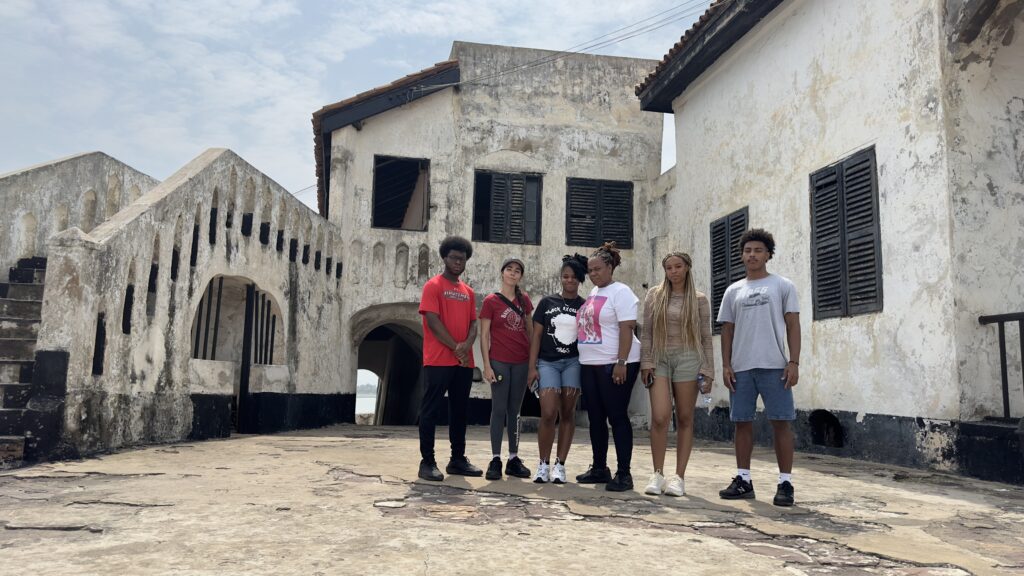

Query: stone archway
<box><xmin>351</xmin><ymin>303</ymin><xmax>423</xmax><ymax>425</ymax></box>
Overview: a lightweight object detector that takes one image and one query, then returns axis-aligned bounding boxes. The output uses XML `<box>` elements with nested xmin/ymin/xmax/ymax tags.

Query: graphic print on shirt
<box><xmin>577</xmin><ymin>295</ymin><xmax>607</xmax><ymax>345</ymax></box>
<box><xmin>443</xmin><ymin>289</ymin><xmax>470</xmax><ymax>302</ymax></box>
<box><xmin>740</xmin><ymin>286</ymin><xmax>770</xmax><ymax>308</ymax></box>
<box><xmin>500</xmin><ymin>306</ymin><xmax>524</xmax><ymax>332</ymax></box>
<box><xmin>550</xmin><ymin>313</ymin><xmax>578</xmax><ymax>352</ymax></box>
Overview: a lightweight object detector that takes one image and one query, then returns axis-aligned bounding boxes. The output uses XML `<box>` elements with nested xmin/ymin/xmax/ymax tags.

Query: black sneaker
<box><xmin>485</xmin><ymin>457</ymin><xmax>503</xmax><ymax>480</ymax></box>
<box><xmin>773</xmin><ymin>481</ymin><xmax>794</xmax><ymax>507</ymax></box>
<box><xmin>575</xmin><ymin>465</ymin><xmax>612</xmax><ymax>484</ymax></box>
<box><xmin>505</xmin><ymin>457</ymin><xmax>531</xmax><ymax>478</ymax></box>
<box><xmin>418</xmin><ymin>460</ymin><xmax>443</xmax><ymax>482</ymax></box>
<box><xmin>605</xmin><ymin>471</ymin><xmax>634</xmax><ymax>492</ymax></box>
<box><xmin>445</xmin><ymin>457</ymin><xmax>483</xmax><ymax>477</ymax></box>
<box><xmin>719</xmin><ymin>475</ymin><xmax>755</xmax><ymax>500</ymax></box>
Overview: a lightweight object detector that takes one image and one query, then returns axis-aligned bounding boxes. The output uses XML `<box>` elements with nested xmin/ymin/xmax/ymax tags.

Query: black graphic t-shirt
<box><xmin>532</xmin><ymin>294</ymin><xmax>586</xmax><ymax>361</ymax></box>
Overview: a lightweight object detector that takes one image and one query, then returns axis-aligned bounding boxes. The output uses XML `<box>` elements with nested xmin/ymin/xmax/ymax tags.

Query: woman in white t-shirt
<box><xmin>574</xmin><ymin>242</ymin><xmax>641</xmax><ymax>492</ymax></box>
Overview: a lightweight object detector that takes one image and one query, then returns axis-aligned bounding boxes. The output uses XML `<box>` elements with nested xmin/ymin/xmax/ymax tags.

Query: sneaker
<box><xmin>605</xmin><ymin>471</ymin><xmax>634</xmax><ymax>492</ymax></box>
<box><xmin>485</xmin><ymin>457</ymin><xmax>503</xmax><ymax>480</ymax></box>
<box><xmin>719</xmin><ymin>475</ymin><xmax>755</xmax><ymax>500</ymax></box>
<box><xmin>505</xmin><ymin>457</ymin><xmax>531</xmax><ymax>478</ymax></box>
<box><xmin>773</xmin><ymin>481</ymin><xmax>794</xmax><ymax>507</ymax></box>
<box><xmin>575</xmin><ymin>465</ymin><xmax>612</xmax><ymax>484</ymax></box>
<box><xmin>445</xmin><ymin>457</ymin><xmax>483</xmax><ymax>477</ymax></box>
<box><xmin>551</xmin><ymin>463</ymin><xmax>567</xmax><ymax>484</ymax></box>
<box><xmin>533</xmin><ymin>461</ymin><xmax>550</xmax><ymax>483</ymax></box>
<box><xmin>418</xmin><ymin>460</ymin><xmax>444</xmax><ymax>482</ymax></box>
<box><xmin>644</xmin><ymin>472</ymin><xmax>666</xmax><ymax>495</ymax></box>
<box><xmin>664</xmin><ymin>474</ymin><xmax>685</xmax><ymax>497</ymax></box>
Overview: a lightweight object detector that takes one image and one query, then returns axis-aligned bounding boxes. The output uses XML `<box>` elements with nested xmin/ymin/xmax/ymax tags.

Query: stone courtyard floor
<box><xmin>1</xmin><ymin>425</ymin><xmax>1022</xmax><ymax>575</ymax></box>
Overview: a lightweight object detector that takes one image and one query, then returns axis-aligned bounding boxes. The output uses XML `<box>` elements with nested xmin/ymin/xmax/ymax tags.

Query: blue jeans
<box><xmin>729</xmin><ymin>368</ymin><xmax>795</xmax><ymax>422</ymax></box>
<box><xmin>537</xmin><ymin>357</ymin><xmax>581</xmax><ymax>390</ymax></box>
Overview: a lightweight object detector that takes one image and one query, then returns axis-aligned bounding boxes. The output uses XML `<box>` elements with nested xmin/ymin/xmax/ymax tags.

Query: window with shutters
<box><xmin>565</xmin><ymin>178</ymin><xmax>634</xmax><ymax>249</ymax></box>
<box><xmin>372</xmin><ymin>156</ymin><xmax>429</xmax><ymax>230</ymax></box>
<box><xmin>472</xmin><ymin>171</ymin><xmax>542</xmax><ymax>244</ymax></box>
<box><xmin>810</xmin><ymin>147</ymin><xmax>883</xmax><ymax>320</ymax></box>
<box><xmin>709</xmin><ymin>207</ymin><xmax>749</xmax><ymax>335</ymax></box>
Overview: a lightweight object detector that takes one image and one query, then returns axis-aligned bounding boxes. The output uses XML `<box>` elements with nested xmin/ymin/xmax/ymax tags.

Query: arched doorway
<box><xmin>351</xmin><ymin>303</ymin><xmax>424</xmax><ymax>426</ymax></box>
<box><xmin>357</xmin><ymin>323</ymin><xmax>423</xmax><ymax>425</ymax></box>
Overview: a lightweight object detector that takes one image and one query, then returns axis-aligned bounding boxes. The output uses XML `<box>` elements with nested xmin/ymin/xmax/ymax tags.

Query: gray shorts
<box><xmin>654</xmin><ymin>348</ymin><xmax>701</xmax><ymax>382</ymax></box>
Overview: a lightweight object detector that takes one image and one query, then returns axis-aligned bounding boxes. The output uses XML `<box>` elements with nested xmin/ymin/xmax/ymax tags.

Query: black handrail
<box><xmin>979</xmin><ymin>313</ymin><xmax>1024</xmax><ymax>419</ymax></box>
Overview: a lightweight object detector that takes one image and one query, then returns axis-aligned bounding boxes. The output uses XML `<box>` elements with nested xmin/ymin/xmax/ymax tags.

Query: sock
<box><xmin>508</xmin><ymin>453</ymin><xmax>517</xmax><ymax>460</ymax></box>
<box><xmin>493</xmin><ymin>454</ymin><xmax>501</xmax><ymax>460</ymax></box>
<box><xmin>554</xmin><ymin>457</ymin><xmax>563</xmax><ymax>466</ymax></box>
<box><xmin>541</xmin><ymin>459</ymin><xmax>549</xmax><ymax>465</ymax></box>
<box><xmin>738</xmin><ymin>468</ymin><xmax>752</xmax><ymax>482</ymax></box>
<box><xmin>779</xmin><ymin>472</ymin><xmax>792</xmax><ymax>485</ymax></box>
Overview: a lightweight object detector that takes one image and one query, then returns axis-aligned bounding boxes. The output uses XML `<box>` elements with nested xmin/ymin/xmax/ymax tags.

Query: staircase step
<box><xmin>0</xmin><ymin>361</ymin><xmax>33</xmax><ymax>384</ymax></box>
<box><xmin>0</xmin><ymin>383</ymin><xmax>31</xmax><ymax>409</ymax></box>
<box><xmin>0</xmin><ymin>318</ymin><xmax>39</xmax><ymax>339</ymax></box>
<box><xmin>0</xmin><ymin>299</ymin><xmax>41</xmax><ymax>320</ymax></box>
<box><xmin>0</xmin><ymin>408</ymin><xmax>29</xmax><ymax>436</ymax></box>
<box><xmin>0</xmin><ymin>435</ymin><xmax>24</xmax><ymax>467</ymax></box>
<box><xmin>16</xmin><ymin>257</ymin><xmax>47</xmax><ymax>270</ymax></box>
<box><xmin>0</xmin><ymin>339</ymin><xmax>35</xmax><ymax>362</ymax></box>
<box><xmin>0</xmin><ymin>283</ymin><xmax>44</xmax><ymax>301</ymax></box>
<box><xmin>8</xmin><ymin>268</ymin><xmax>45</xmax><ymax>284</ymax></box>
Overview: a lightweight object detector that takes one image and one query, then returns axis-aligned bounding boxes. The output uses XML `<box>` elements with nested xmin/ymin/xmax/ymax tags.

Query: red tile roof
<box><xmin>635</xmin><ymin>0</ymin><xmax>730</xmax><ymax>97</ymax></box>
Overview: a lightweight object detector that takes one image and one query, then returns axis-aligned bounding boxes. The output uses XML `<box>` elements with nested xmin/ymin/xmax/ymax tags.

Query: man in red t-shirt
<box><xmin>417</xmin><ymin>236</ymin><xmax>484</xmax><ymax>481</ymax></box>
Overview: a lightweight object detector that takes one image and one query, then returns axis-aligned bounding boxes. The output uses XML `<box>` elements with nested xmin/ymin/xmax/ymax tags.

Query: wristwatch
<box><xmin>616</xmin><ymin>358</ymin><xmax>627</xmax><ymax>366</ymax></box>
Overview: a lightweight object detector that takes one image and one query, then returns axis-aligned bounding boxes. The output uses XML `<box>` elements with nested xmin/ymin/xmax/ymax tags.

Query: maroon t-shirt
<box><xmin>481</xmin><ymin>292</ymin><xmax>534</xmax><ymax>364</ymax></box>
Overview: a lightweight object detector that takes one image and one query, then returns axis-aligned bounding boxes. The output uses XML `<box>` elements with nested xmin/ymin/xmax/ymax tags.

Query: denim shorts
<box><xmin>654</xmin><ymin>348</ymin><xmax>701</xmax><ymax>382</ymax></box>
<box><xmin>729</xmin><ymin>368</ymin><xmax>795</xmax><ymax>422</ymax></box>
<box><xmin>537</xmin><ymin>357</ymin><xmax>582</xmax><ymax>390</ymax></box>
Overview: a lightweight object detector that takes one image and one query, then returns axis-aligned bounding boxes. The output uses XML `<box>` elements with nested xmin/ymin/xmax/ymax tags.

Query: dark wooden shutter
<box><xmin>566</xmin><ymin>178</ymin><xmax>598</xmax><ymax>246</ymax></box>
<box><xmin>600</xmin><ymin>181</ymin><xmax>634</xmax><ymax>249</ymax></box>
<box><xmin>710</xmin><ymin>217</ymin><xmax>729</xmax><ymax>330</ymax></box>
<box><xmin>842</xmin><ymin>149</ymin><xmax>882</xmax><ymax>315</ymax></box>
<box><xmin>489</xmin><ymin>174</ymin><xmax>509</xmax><ymax>243</ymax></box>
<box><xmin>728</xmin><ymin>209</ymin><xmax>747</xmax><ymax>285</ymax></box>
<box><xmin>507</xmin><ymin>175</ymin><xmax>526</xmax><ymax>244</ymax></box>
<box><xmin>811</xmin><ymin>166</ymin><xmax>844</xmax><ymax>319</ymax></box>
<box><xmin>523</xmin><ymin>176</ymin><xmax>540</xmax><ymax>244</ymax></box>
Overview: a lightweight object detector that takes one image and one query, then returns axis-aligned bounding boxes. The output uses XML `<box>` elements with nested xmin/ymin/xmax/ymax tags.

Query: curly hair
<box><xmin>561</xmin><ymin>253</ymin><xmax>588</xmax><ymax>283</ymax></box>
<box><xmin>590</xmin><ymin>241</ymin><xmax>622</xmax><ymax>269</ymax></box>
<box><xmin>739</xmin><ymin>228</ymin><xmax>775</xmax><ymax>256</ymax></box>
<box><xmin>439</xmin><ymin>236</ymin><xmax>473</xmax><ymax>260</ymax></box>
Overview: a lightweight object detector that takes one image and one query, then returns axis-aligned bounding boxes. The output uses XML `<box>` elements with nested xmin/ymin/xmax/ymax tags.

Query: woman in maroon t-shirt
<box><xmin>480</xmin><ymin>257</ymin><xmax>534</xmax><ymax>480</ymax></box>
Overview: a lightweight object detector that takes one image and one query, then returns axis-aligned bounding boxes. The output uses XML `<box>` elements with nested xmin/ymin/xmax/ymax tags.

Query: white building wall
<box><xmin>667</xmin><ymin>0</ymin><xmax>959</xmax><ymax>419</ymax></box>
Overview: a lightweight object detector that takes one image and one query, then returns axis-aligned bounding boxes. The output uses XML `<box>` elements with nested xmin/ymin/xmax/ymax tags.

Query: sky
<box><xmin>0</xmin><ymin>0</ymin><xmax>712</xmax><ymax>210</ymax></box>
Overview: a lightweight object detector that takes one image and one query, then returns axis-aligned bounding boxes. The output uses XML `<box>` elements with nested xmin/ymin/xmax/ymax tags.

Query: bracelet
<box><xmin>788</xmin><ymin>360</ymin><xmax>799</xmax><ymax>366</ymax></box>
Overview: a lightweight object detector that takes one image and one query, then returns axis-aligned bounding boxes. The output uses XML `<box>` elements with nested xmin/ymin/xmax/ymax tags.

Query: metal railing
<box><xmin>978</xmin><ymin>312</ymin><xmax>1024</xmax><ymax>419</ymax></box>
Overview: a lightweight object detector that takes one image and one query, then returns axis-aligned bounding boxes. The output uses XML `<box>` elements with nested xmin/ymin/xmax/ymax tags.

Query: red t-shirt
<box><xmin>481</xmin><ymin>292</ymin><xmax>534</xmax><ymax>364</ymax></box>
<box><xmin>419</xmin><ymin>275</ymin><xmax>477</xmax><ymax>367</ymax></box>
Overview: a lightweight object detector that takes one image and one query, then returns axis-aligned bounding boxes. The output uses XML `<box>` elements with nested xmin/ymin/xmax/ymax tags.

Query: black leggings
<box><xmin>581</xmin><ymin>362</ymin><xmax>639</xmax><ymax>473</ymax></box>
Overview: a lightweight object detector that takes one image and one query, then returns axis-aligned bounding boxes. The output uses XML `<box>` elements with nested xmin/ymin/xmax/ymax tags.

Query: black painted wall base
<box><xmin>189</xmin><ymin>394</ymin><xmax>234</xmax><ymax>440</ymax></box>
<box><xmin>692</xmin><ymin>408</ymin><xmax>1024</xmax><ymax>485</ymax></box>
<box><xmin>191</xmin><ymin>392</ymin><xmax>357</xmax><ymax>437</ymax></box>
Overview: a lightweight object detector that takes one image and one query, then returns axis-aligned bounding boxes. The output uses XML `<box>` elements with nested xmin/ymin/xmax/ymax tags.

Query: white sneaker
<box><xmin>644</xmin><ymin>472</ymin><xmax>666</xmax><ymax>495</ymax></box>
<box><xmin>551</xmin><ymin>463</ymin><xmax>566</xmax><ymax>484</ymax></box>
<box><xmin>664</xmin><ymin>474</ymin><xmax>685</xmax><ymax>496</ymax></box>
<box><xmin>534</xmin><ymin>461</ymin><xmax>550</xmax><ymax>483</ymax></box>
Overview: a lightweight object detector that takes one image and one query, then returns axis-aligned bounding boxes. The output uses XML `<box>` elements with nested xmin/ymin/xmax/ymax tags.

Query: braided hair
<box><xmin>591</xmin><ymin>241</ymin><xmax>622</xmax><ymax>269</ymax></box>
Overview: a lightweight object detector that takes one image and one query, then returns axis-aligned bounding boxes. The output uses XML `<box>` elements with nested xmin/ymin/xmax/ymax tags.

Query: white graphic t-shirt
<box><xmin>576</xmin><ymin>281</ymin><xmax>641</xmax><ymax>366</ymax></box>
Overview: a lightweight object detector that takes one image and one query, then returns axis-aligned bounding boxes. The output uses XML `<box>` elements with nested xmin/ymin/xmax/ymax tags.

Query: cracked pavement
<box><xmin>1</xmin><ymin>426</ymin><xmax>1022</xmax><ymax>575</ymax></box>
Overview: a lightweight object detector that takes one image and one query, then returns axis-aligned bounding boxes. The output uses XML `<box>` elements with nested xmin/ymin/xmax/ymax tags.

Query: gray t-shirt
<box><xmin>716</xmin><ymin>274</ymin><xmax>799</xmax><ymax>372</ymax></box>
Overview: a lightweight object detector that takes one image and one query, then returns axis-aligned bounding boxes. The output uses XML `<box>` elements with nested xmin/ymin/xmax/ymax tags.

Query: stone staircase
<box><xmin>0</xmin><ymin>256</ymin><xmax>46</xmax><ymax>469</ymax></box>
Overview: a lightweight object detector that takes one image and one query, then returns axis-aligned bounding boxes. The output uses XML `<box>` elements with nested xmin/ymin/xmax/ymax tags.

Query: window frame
<box><xmin>809</xmin><ymin>146</ymin><xmax>883</xmax><ymax>320</ymax></box>
<box><xmin>371</xmin><ymin>155</ymin><xmax>431</xmax><ymax>231</ymax></box>
<box><xmin>471</xmin><ymin>170</ymin><xmax>543</xmax><ymax>245</ymax></box>
<box><xmin>564</xmin><ymin>177</ymin><xmax>634</xmax><ymax>249</ymax></box>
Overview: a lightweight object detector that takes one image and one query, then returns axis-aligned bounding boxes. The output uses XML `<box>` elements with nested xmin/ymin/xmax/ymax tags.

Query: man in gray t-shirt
<box><xmin>716</xmin><ymin>229</ymin><xmax>801</xmax><ymax>507</ymax></box>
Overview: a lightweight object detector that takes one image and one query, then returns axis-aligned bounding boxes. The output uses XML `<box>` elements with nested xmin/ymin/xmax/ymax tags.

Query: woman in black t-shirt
<box><xmin>526</xmin><ymin>254</ymin><xmax>588</xmax><ymax>484</ymax></box>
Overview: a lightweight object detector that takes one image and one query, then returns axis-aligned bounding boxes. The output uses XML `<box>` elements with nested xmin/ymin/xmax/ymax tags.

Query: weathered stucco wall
<box><xmin>666</xmin><ymin>0</ymin><xmax>958</xmax><ymax>420</ymax></box>
<box><xmin>944</xmin><ymin>0</ymin><xmax>1024</xmax><ymax>419</ymax></box>
<box><xmin>327</xmin><ymin>42</ymin><xmax>663</xmax><ymax>406</ymax></box>
<box><xmin>37</xmin><ymin>149</ymin><xmax>346</xmax><ymax>453</ymax></box>
<box><xmin>0</xmin><ymin>152</ymin><xmax>159</xmax><ymax>274</ymax></box>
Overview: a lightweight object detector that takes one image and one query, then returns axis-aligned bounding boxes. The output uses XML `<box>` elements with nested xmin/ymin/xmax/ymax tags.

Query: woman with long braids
<box><xmin>527</xmin><ymin>254</ymin><xmax>588</xmax><ymax>484</ymax></box>
<box><xmin>480</xmin><ymin>257</ymin><xmax>534</xmax><ymax>481</ymax></box>
<box><xmin>640</xmin><ymin>252</ymin><xmax>714</xmax><ymax>496</ymax></box>
<box><xmin>575</xmin><ymin>242</ymin><xmax>642</xmax><ymax>491</ymax></box>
